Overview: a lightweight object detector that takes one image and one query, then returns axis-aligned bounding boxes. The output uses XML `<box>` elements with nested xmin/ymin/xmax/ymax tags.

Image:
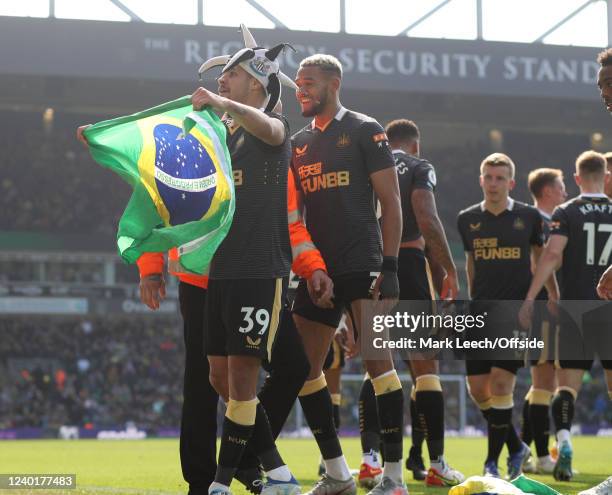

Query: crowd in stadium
<box><xmin>0</xmin><ymin>30</ymin><xmax>610</xmax><ymax>493</ymax></box>
<box><xmin>0</xmin><ymin>111</ymin><xmax>130</xmax><ymax>237</ymax></box>
<box><xmin>0</xmin><ymin>316</ymin><xmax>610</xmax><ymax>432</ymax></box>
<box><xmin>0</xmin><ymin>110</ymin><xmax>593</xmax><ymax>248</ymax></box>
<box><xmin>0</xmin><ymin>317</ymin><xmax>183</xmax><ymax>431</ymax></box>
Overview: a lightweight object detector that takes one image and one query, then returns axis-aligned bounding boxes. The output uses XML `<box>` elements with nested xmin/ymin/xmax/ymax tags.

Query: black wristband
<box><xmin>381</xmin><ymin>256</ymin><xmax>398</xmax><ymax>273</ymax></box>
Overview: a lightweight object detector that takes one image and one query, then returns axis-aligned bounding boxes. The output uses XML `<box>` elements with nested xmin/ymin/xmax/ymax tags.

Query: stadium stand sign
<box><xmin>0</xmin><ymin>285</ymin><xmax>178</xmax><ymax>315</ymax></box>
<box><xmin>0</xmin><ymin>283</ymin><xmax>135</xmax><ymax>299</ymax></box>
<box><xmin>0</xmin><ymin>17</ymin><xmax>603</xmax><ymax>100</ymax></box>
<box><xmin>0</xmin><ymin>296</ymin><xmax>88</xmax><ymax>315</ymax></box>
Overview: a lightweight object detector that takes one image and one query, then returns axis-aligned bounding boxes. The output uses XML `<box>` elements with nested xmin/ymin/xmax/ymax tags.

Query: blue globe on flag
<box><xmin>83</xmin><ymin>96</ymin><xmax>234</xmax><ymax>274</ymax></box>
<box><xmin>153</xmin><ymin>123</ymin><xmax>217</xmax><ymax>226</ymax></box>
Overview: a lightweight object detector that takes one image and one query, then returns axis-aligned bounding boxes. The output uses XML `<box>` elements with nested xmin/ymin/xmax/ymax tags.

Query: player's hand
<box><xmin>76</xmin><ymin>125</ymin><xmax>92</xmax><ymax>147</ymax></box>
<box><xmin>336</xmin><ymin>324</ymin><xmax>359</xmax><ymax>359</ymax></box>
<box><xmin>307</xmin><ymin>269</ymin><xmax>334</xmax><ymax>308</ymax></box>
<box><xmin>546</xmin><ymin>295</ymin><xmax>560</xmax><ymax>318</ymax></box>
<box><xmin>440</xmin><ymin>269</ymin><xmax>460</xmax><ymax>302</ymax></box>
<box><xmin>372</xmin><ymin>272</ymin><xmax>399</xmax><ymax>318</ymax></box>
<box><xmin>372</xmin><ymin>272</ymin><xmax>399</xmax><ymax>300</ymax></box>
<box><xmin>597</xmin><ymin>267</ymin><xmax>612</xmax><ymax>300</ymax></box>
<box><xmin>597</xmin><ymin>285</ymin><xmax>612</xmax><ymax>300</ymax></box>
<box><xmin>373</xmin><ymin>256</ymin><xmax>400</xmax><ymax>302</ymax></box>
<box><xmin>191</xmin><ymin>87</ymin><xmax>227</xmax><ymax>112</ymax></box>
<box><xmin>518</xmin><ymin>299</ymin><xmax>534</xmax><ymax>330</ymax></box>
<box><xmin>139</xmin><ymin>274</ymin><xmax>166</xmax><ymax>310</ymax></box>
<box><xmin>372</xmin><ymin>269</ymin><xmax>399</xmax><ymax>317</ymax></box>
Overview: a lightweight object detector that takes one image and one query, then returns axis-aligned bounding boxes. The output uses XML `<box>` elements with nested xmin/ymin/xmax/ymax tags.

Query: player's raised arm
<box><xmin>195</xmin><ymin>40</ymin><xmax>295</xmax><ymax>147</ymax></box>
<box><xmin>191</xmin><ymin>86</ymin><xmax>286</xmax><ymax>146</ymax></box>
<box><xmin>224</xmin><ymin>98</ymin><xmax>286</xmax><ymax>146</ymax></box>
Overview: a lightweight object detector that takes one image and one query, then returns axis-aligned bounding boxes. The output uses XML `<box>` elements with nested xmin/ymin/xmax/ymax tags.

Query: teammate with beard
<box><xmin>356</xmin><ymin>119</ymin><xmax>464</xmax><ymax>488</ymax></box>
<box><xmin>519</xmin><ymin>151</ymin><xmax>612</xmax><ymax>482</ymax></box>
<box><xmin>292</xmin><ymin>54</ymin><xmax>405</xmax><ymax>495</ymax></box>
<box><xmin>520</xmin><ymin>168</ymin><xmax>567</xmax><ymax>475</ymax></box>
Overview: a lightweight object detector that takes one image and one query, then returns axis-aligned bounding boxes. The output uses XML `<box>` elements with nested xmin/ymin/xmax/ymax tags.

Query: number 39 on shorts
<box><xmin>238</xmin><ymin>307</ymin><xmax>270</xmax><ymax>335</ymax></box>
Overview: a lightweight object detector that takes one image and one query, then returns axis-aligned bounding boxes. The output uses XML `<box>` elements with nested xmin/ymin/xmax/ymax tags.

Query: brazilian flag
<box><xmin>84</xmin><ymin>95</ymin><xmax>234</xmax><ymax>274</ymax></box>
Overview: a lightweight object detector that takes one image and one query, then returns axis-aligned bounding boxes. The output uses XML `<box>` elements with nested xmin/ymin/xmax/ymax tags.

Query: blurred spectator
<box><xmin>0</xmin><ymin>316</ymin><xmax>609</xmax><ymax>433</ymax></box>
<box><xmin>0</xmin><ymin>110</ymin><xmax>130</xmax><ymax>237</ymax></box>
<box><xmin>0</xmin><ymin>110</ymin><xmax>589</xmax><ymax>249</ymax></box>
<box><xmin>0</xmin><ymin>316</ymin><xmax>183</xmax><ymax>430</ymax></box>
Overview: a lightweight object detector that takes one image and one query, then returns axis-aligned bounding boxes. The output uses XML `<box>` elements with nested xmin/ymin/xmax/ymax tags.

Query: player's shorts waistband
<box><xmin>399</xmin><ymin>246</ymin><xmax>426</xmax><ymax>257</ymax></box>
<box><xmin>400</xmin><ymin>235</ymin><xmax>425</xmax><ymax>246</ymax></box>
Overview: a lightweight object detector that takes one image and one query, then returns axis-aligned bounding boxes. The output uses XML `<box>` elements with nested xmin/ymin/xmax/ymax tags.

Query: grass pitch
<box><xmin>0</xmin><ymin>437</ymin><xmax>609</xmax><ymax>495</ymax></box>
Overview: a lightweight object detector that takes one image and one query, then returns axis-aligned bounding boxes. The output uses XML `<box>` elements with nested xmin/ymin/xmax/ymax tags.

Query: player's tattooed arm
<box><xmin>191</xmin><ymin>86</ymin><xmax>285</xmax><ymax>146</ymax></box>
<box><xmin>424</xmin><ymin>248</ymin><xmax>445</xmax><ymax>295</ymax></box>
<box><xmin>413</xmin><ymin>189</ymin><xmax>459</xmax><ymax>299</ymax></box>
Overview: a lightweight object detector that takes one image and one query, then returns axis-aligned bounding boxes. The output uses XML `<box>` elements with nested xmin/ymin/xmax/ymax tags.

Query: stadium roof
<box><xmin>0</xmin><ymin>14</ymin><xmax>608</xmax><ymax>138</ymax></box>
<box><xmin>1</xmin><ymin>0</ymin><xmax>611</xmax><ymax>47</ymax></box>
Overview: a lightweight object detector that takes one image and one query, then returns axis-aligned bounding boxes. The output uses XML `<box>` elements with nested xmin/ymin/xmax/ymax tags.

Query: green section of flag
<box><xmin>83</xmin><ymin>96</ymin><xmax>234</xmax><ymax>274</ymax></box>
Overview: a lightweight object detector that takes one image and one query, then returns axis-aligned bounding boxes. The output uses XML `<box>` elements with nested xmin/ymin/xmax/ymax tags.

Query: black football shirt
<box><xmin>550</xmin><ymin>194</ymin><xmax>612</xmax><ymax>300</ymax></box>
<box><xmin>394</xmin><ymin>150</ymin><xmax>437</xmax><ymax>242</ymax></box>
<box><xmin>291</xmin><ymin>108</ymin><xmax>395</xmax><ymax>277</ymax></box>
<box><xmin>457</xmin><ymin>199</ymin><xmax>544</xmax><ymax>300</ymax></box>
<box><xmin>209</xmin><ymin>112</ymin><xmax>292</xmax><ymax>280</ymax></box>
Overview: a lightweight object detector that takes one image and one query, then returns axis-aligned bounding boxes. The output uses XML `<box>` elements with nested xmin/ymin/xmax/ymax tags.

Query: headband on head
<box><xmin>198</xmin><ymin>24</ymin><xmax>296</xmax><ymax>113</ymax></box>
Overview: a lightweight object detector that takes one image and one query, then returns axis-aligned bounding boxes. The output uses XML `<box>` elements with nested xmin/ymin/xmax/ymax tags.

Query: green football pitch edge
<box><xmin>0</xmin><ymin>437</ymin><xmax>609</xmax><ymax>495</ymax></box>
